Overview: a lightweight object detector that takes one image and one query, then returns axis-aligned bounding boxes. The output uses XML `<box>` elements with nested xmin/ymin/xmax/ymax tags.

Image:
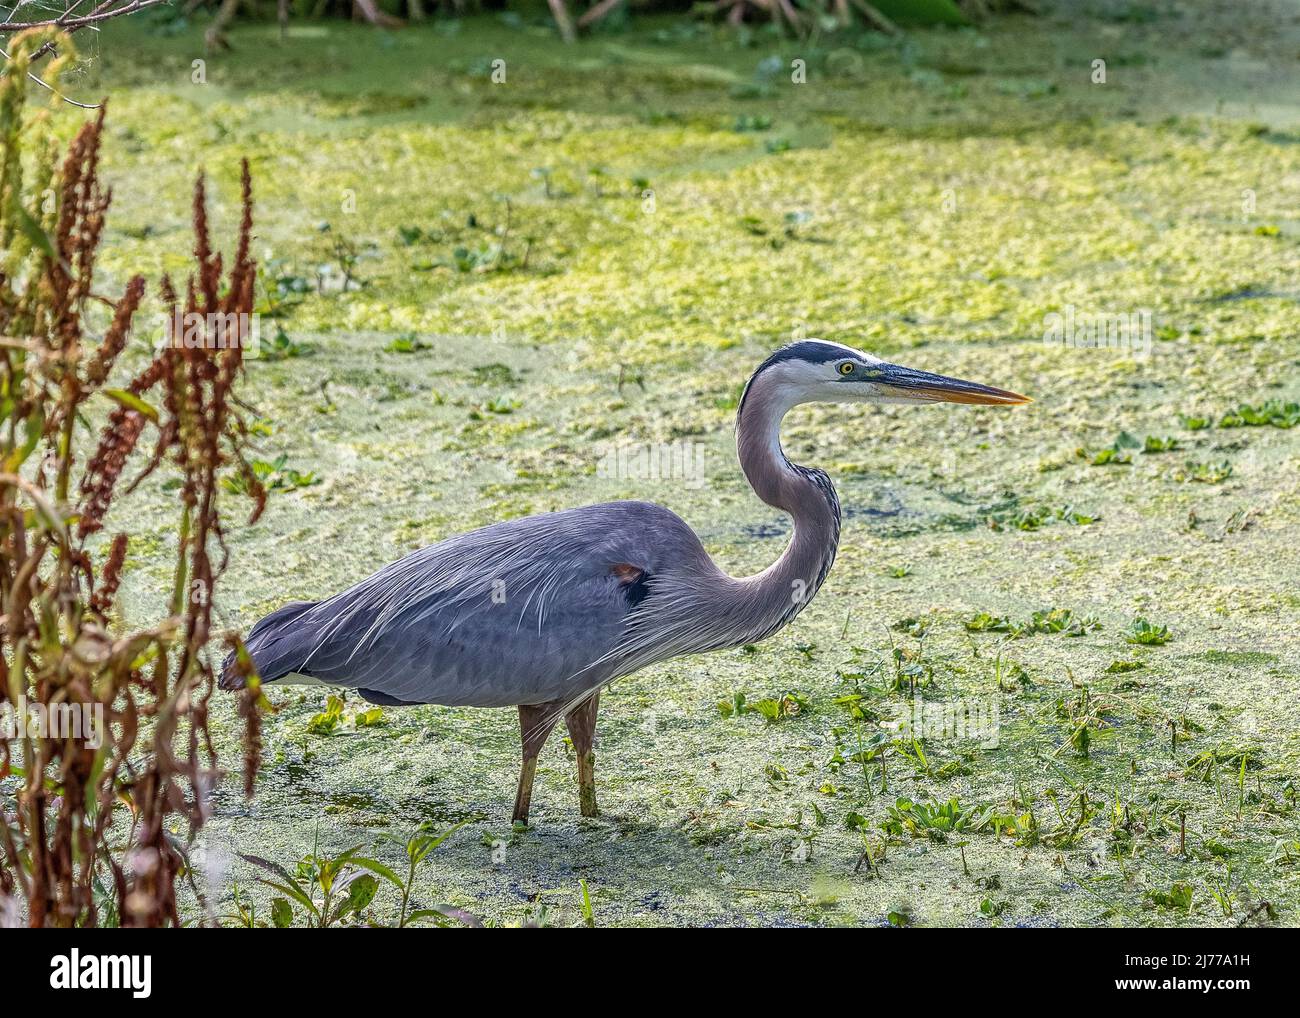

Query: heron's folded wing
<box><xmin>281</xmin><ymin>511</ymin><xmax>653</xmax><ymax>707</ymax></box>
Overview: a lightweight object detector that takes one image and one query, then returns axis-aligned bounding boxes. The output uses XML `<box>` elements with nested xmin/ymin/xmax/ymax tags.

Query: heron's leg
<box><xmin>565</xmin><ymin>692</ymin><xmax>600</xmax><ymax>818</ymax></box>
<box><xmin>513</xmin><ymin>703</ymin><xmax>560</xmax><ymax>825</ymax></box>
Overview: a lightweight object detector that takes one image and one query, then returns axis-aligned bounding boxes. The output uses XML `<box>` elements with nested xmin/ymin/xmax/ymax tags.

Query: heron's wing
<box><xmin>244</xmin><ymin>502</ymin><xmax>692</xmax><ymax>707</ymax></box>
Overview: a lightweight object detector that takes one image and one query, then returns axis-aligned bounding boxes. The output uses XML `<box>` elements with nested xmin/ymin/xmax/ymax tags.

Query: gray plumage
<box><xmin>222</xmin><ymin>340</ymin><xmax>1028</xmax><ymax>821</ymax></box>
<box><xmin>230</xmin><ymin>501</ymin><xmax>730</xmax><ymax>707</ymax></box>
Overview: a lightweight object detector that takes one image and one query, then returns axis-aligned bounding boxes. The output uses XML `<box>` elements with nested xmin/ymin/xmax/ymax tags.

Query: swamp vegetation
<box><xmin>3</xmin><ymin>1</ymin><xmax>1299</xmax><ymax>925</ymax></box>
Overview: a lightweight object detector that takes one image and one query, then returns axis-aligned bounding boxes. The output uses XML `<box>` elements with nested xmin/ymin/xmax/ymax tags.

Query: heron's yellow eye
<box><xmin>838</xmin><ymin>362</ymin><xmax>855</xmax><ymax>376</ymax></box>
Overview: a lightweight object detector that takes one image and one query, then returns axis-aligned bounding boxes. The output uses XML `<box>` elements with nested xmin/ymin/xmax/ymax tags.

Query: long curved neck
<box><xmin>728</xmin><ymin>371</ymin><xmax>842</xmax><ymax>640</ymax></box>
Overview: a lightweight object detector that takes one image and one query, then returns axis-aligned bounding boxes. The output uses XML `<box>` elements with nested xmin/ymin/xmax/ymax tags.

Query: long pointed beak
<box><xmin>878</xmin><ymin>363</ymin><xmax>1032</xmax><ymax>405</ymax></box>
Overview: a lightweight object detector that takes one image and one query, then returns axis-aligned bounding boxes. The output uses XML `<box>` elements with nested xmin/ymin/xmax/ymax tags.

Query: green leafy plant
<box><xmin>224</xmin><ymin>454</ymin><xmax>320</xmax><ymax>494</ymax></box>
<box><xmin>882</xmin><ymin>797</ymin><xmax>993</xmax><ymax>843</ymax></box>
<box><xmin>260</xmin><ymin>323</ymin><xmax>311</xmax><ymax>360</ymax></box>
<box><xmin>241</xmin><ymin>840</ymin><xmax>382</xmax><ymax>928</ymax></box>
<box><xmin>306</xmin><ymin>696</ymin><xmax>385</xmax><ymax>735</ymax></box>
<box><xmin>239</xmin><ymin>822</ymin><xmax>469</xmax><ymax>928</ymax></box>
<box><xmin>993</xmin><ymin>652</ymin><xmax>1032</xmax><ymax>691</ymax></box>
<box><xmin>752</xmin><ymin>691</ymin><xmax>810</xmax><ymax>723</ymax></box>
<box><xmin>578</xmin><ymin>879</ymin><xmax>596</xmax><ymax>928</ymax></box>
<box><xmin>308</xmin><ymin>694</ymin><xmax>347</xmax><ymax>735</ymax></box>
<box><xmin>1126</xmin><ymin>618</ymin><xmax>1172</xmax><ymax>645</ymax></box>
<box><xmin>1219</xmin><ymin>400</ymin><xmax>1300</xmax><ymax>429</ymax></box>
<box><xmin>988</xmin><ymin>504</ymin><xmax>1097</xmax><ymax>531</ymax></box>
<box><xmin>1013</xmin><ymin>608</ymin><xmax>1101</xmax><ymax>638</ymax></box>
<box><xmin>372</xmin><ymin>823</ymin><xmax>468</xmax><ymax>928</ymax></box>
<box><xmin>717</xmin><ymin>691</ymin><xmax>749</xmax><ymax>717</ymax></box>
<box><xmin>468</xmin><ymin>396</ymin><xmax>522</xmax><ymax>418</ymax></box>
<box><xmin>980</xmin><ymin>897</ymin><xmax>1010</xmax><ymax>918</ymax></box>
<box><xmin>1081</xmin><ymin>430</ymin><xmax>1142</xmax><ymax>465</ymax></box>
<box><xmin>385</xmin><ymin>332</ymin><xmax>432</xmax><ymax>353</ymax></box>
<box><xmin>1172</xmin><ymin>460</ymin><xmax>1233</xmax><ymax>484</ymax></box>
<box><xmin>966</xmin><ymin>609</ymin><xmax>1100</xmax><ymax>638</ymax></box>
<box><xmin>1146</xmin><ymin>881</ymin><xmax>1194</xmax><ymax>911</ymax></box>
<box><xmin>965</xmin><ymin>612</ymin><xmax>1011</xmax><ymax>633</ymax></box>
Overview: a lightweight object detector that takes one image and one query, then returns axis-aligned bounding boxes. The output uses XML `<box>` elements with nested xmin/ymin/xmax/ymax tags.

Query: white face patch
<box><xmin>760</xmin><ymin>342</ymin><xmax>889</xmax><ymax>405</ymax></box>
<box><xmin>765</xmin><ymin>341</ymin><xmax>881</xmax><ymax>388</ymax></box>
<box><xmin>738</xmin><ymin>340</ymin><xmax>895</xmax><ymax>434</ymax></box>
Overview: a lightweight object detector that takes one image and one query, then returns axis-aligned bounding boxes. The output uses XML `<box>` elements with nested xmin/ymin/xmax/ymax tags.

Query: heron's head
<box><xmin>740</xmin><ymin>339</ymin><xmax>1031</xmax><ymax>415</ymax></box>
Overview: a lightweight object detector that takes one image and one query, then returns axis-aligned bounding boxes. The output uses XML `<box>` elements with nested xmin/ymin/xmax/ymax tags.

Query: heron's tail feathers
<box><xmin>220</xmin><ymin>600</ymin><xmax>319</xmax><ymax>690</ymax></box>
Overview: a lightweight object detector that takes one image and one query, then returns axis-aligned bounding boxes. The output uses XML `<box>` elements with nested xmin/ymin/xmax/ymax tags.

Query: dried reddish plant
<box><xmin>1</xmin><ymin>31</ymin><xmax>267</xmax><ymax>927</ymax></box>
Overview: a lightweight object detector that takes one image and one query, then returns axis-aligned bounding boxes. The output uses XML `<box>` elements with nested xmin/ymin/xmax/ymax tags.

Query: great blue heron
<box><xmin>222</xmin><ymin>340</ymin><xmax>1029</xmax><ymax>823</ymax></box>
